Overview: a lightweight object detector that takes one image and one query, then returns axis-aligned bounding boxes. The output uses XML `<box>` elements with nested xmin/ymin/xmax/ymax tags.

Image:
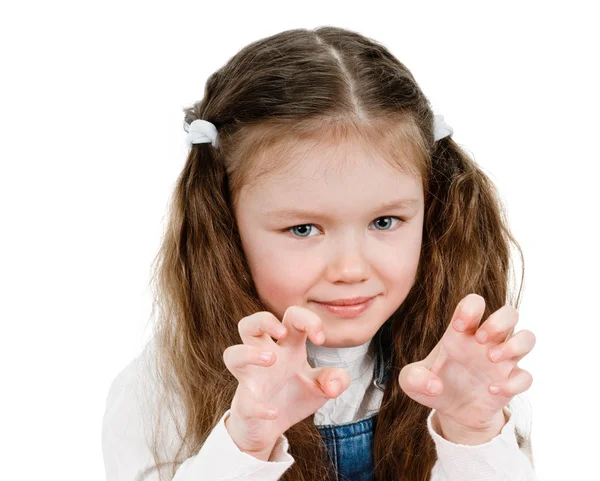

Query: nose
<box><xmin>325</xmin><ymin>232</ymin><xmax>370</xmax><ymax>283</ymax></box>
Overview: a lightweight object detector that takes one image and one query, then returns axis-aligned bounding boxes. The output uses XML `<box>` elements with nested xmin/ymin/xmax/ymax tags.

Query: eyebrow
<box><xmin>265</xmin><ymin>198</ymin><xmax>421</xmax><ymax>221</ymax></box>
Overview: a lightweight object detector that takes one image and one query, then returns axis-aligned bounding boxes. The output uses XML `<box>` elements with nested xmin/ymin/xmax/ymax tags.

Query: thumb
<box><xmin>398</xmin><ymin>362</ymin><xmax>443</xmax><ymax>398</ymax></box>
<box><xmin>311</xmin><ymin>367</ymin><xmax>352</xmax><ymax>399</ymax></box>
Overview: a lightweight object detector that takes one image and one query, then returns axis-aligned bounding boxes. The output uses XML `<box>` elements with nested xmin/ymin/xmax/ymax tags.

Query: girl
<box><xmin>102</xmin><ymin>26</ymin><xmax>537</xmax><ymax>481</ymax></box>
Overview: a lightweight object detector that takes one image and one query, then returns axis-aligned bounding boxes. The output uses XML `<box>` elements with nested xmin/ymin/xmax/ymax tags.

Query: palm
<box><xmin>232</xmin><ymin>336</ymin><xmax>345</xmax><ymax>438</ymax></box>
<box><xmin>228</xmin><ymin>306</ymin><xmax>350</xmax><ymax>449</ymax></box>
<box><xmin>415</xmin><ymin>327</ymin><xmax>514</xmax><ymax>427</ymax></box>
<box><xmin>398</xmin><ymin>294</ymin><xmax>535</xmax><ymax>431</ymax></box>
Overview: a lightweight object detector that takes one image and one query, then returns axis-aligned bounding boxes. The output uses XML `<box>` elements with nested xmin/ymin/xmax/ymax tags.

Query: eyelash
<box><xmin>283</xmin><ymin>216</ymin><xmax>405</xmax><ymax>238</ymax></box>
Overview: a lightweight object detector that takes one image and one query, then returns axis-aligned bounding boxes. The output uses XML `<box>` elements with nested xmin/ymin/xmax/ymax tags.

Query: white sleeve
<box><xmin>173</xmin><ymin>409</ymin><xmax>294</xmax><ymax>480</ymax></box>
<box><xmin>427</xmin><ymin>407</ymin><xmax>538</xmax><ymax>481</ymax></box>
<box><xmin>101</xmin><ymin>354</ymin><xmax>294</xmax><ymax>481</ymax></box>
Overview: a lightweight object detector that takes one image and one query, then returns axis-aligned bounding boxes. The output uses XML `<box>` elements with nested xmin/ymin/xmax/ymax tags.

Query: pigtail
<box><xmin>373</xmin><ymin>136</ymin><xmax>529</xmax><ymax>481</ymax></box>
<box><xmin>424</xmin><ymin>135</ymin><xmax>524</xmax><ymax>324</ymax></box>
<box><xmin>147</xmin><ymin>128</ymin><xmax>267</xmax><ymax>480</ymax></box>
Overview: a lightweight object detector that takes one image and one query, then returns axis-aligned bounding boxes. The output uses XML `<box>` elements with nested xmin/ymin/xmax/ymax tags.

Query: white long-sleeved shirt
<box><xmin>102</xmin><ymin>338</ymin><xmax>538</xmax><ymax>481</ymax></box>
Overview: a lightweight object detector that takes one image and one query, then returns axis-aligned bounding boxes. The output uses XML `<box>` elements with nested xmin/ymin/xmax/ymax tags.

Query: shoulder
<box><xmin>102</xmin><ymin>341</ymin><xmax>186</xmax><ymax>478</ymax></box>
<box><xmin>102</xmin><ymin>344</ymin><xmax>156</xmax><ymax>440</ymax></box>
<box><xmin>103</xmin><ymin>338</ymin><xmax>177</xmax><ymax>429</ymax></box>
<box><xmin>103</xmin><ymin>337</ymin><xmax>183</xmax><ymax>445</ymax></box>
<box><xmin>104</xmin><ymin>342</ymin><xmax>154</xmax><ymax>407</ymax></box>
<box><xmin>102</xmin><ymin>345</ymin><xmax>159</xmax><ymax>479</ymax></box>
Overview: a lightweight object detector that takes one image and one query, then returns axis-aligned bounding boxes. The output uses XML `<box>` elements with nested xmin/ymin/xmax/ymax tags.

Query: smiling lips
<box><xmin>314</xmin><ymin>296</ymin><xmax>376</xmax><ymax>317</ymax></box>
<box><xmin>318</xmin><ymin>296</ymin><xmax>375</xmax><ymax>306</ymax></box>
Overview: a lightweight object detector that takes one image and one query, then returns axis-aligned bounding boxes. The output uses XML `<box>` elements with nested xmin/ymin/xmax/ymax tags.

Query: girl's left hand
<box><xmin>398</xmin><ymin>293</ymin><xmax>536</xmax><ymax>431</ymax></box>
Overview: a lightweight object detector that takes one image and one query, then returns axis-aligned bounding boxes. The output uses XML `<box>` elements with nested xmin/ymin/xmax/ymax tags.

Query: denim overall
<box><xmin>315</xmin><ymin>324</ymin><xmax>393</xmax><ymax>481</ymax></box>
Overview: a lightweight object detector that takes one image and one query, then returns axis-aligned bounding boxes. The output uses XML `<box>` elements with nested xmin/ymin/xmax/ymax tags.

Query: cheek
<box><xmin>248</xmin><ymin>242</ymin><xmax>319</xmax><ymax>310</ymax></box>
<box><xmin>260</xmin><ymin>256</ymin><xmax>317</xmax><ymax>289</ymax></box>
<box><xmin>377</xmin><ymin>229</ymin><xmax>422</xmax><ymax>286</ymax></box>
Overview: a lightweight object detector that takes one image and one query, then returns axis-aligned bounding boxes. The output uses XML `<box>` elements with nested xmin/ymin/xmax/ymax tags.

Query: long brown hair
<box><xmin>144</xmin><ymin>26</ymin><xmax>531</xmax><ymax>481</ymax></box>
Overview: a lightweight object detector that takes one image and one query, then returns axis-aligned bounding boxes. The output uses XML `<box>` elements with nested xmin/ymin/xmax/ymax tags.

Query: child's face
<box><xmin>234</xmin><ymin>137</ymin><xmax>424</xmax><ymax>348</ymax></box>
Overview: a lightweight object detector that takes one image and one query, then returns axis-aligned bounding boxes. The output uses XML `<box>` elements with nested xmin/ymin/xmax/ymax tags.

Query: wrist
<box><xmin>434</xmin><ymin>409</ymin><xmax>507</xmax><ymax>445</ymax></box>
<box><xmin>224</xmin><ymin>415</ymin><xmax>277</xmax><ymax>462</ymax></box>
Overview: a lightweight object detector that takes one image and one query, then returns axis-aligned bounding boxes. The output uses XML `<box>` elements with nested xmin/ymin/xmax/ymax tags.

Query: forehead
<box><xmin>238</xmin><ymin>135</ymin><xmax>424</xmax><ymax>212</ymax></box>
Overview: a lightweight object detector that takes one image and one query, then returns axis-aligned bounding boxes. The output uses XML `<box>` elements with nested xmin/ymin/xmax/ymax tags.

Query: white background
<box><xmin>1</xmin><ymin>1</ymin><xmax>597</xmax><ymax>480</ymax></box>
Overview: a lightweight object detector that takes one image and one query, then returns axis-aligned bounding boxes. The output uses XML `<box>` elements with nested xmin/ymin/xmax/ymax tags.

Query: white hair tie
<box><xmin>433</xmin><ymin>114</ymin><xmax>453</xmax><ymax>142</ymax></box>
<box><xmin>183</xmin><ymin>119</ymin><xmax>219</xmax><ymax>149</ymax></box>
<box><xmin>184</xmin><ymin>114</ymin><xmax>453</xmax><ymax>149</ymax></box>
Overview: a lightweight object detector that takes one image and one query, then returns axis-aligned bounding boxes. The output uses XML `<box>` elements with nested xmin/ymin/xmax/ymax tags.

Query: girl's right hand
<box><xmin>223</xmin><ymin>305</ymin><xmax>351</xmax><ymax>459</ymax></box>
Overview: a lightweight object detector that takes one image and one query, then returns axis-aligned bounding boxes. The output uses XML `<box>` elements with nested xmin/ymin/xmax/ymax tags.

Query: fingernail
<box><xmin>489</xmin><ymin>349</ymin><xmax>502</xmax><ymax>362</ymax></box>
<box><xmin>276</xmin><ymin>326</ymin><xmax>286</xmax><ymax>336</ymax></box>
<box><xmin>328</xmin><ymin>379</ymin><xmax>341</xmax><ymax>392</ymax></box>
<box><xmin>476</xmin><ymin>330</ymin><xmax>488</xmax><ymax>343</ymax></box>
<box><xmin>259</xmin><ymin>352</ymin><xmax>273</xmax><ymax>363</ymax></box>
<box><xmin>454</xmin><ymin>319</ymin><xmax>465</xmax><ymax>330</ymax></box>
<box><xmin>427</xmin><ymin>379</ymin><xmax>441</xmax><ymax>394</ymax></box>
<box><xmin>489</xmin><ymin>385</ymin><xmax>500</xmax><ymax>394</ymax></box>
<box><xmin>316</xmin><ymin>331</ymin><xmax>325</xmax><ymax>343</ymax></box>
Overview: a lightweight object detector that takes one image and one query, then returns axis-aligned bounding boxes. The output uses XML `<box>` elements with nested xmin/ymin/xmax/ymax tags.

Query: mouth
<box><xmin>313</xmin><ymin>296</ymin><xmax>377</xmax><ymax>318</ymax></box>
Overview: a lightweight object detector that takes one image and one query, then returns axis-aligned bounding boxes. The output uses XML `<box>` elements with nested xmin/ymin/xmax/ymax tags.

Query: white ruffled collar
<box><xmin>306</xmin><ymin>337</ymin><xmax>374</xmax><ymax>379</ymax></box>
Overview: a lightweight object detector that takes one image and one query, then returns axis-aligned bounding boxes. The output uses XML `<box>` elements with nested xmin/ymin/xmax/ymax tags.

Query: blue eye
<box><xmin>284</xmin><ymin>216</ymin><xmax>403</xmax><ymax>238</ymax></box>
<box><xmin>372</xmin><ymin>217</ymin><xmax>399</xmax><ymax>230</ymax></box>
<box><xmin>288</xmin><ymin>225</ymin><xmax>318</xmax><ymax>237</ymax></box>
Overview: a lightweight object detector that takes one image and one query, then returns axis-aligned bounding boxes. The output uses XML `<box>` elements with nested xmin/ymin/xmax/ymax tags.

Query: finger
<box><xmin>223</xmin><ymin>344</ymin><xmax>277</xmax><ymax>373</ymax></box>
<box><xmin>487</xmin><ymin>329</ymin><xmax>536</xmax><ymax>363</ymax></box>
<box><xmin>475</xmin><ymin>304</ymin><xmax>519</xmax><ymax>345</ymax></box>
<box><xmin>451</xmin><ymin>293</ymin><xmax>486</xmax><ymax>334</ymax></box>
<box><xmin>238</xmin><ymin>311</ymin><xmax>288</xmax><ymax>345</ymax></box>
<box><xmin>277</xmin><ymin>306</ymin><xmax>325</xmax><ymax>348</ymax></box>
<box><xmin>489</xmin><ymin>366</ymin><xmax>533</xmax><ymax>396</ymax></box>
<box><xmin>398</xmin><ymin>363</ymin><xmax>443</xmax><ymax>397</ymax></box>
<box><xmin>311</xmin><ymin>367</ymin><xmax>351</xmax><ymax>399</ymax></box>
